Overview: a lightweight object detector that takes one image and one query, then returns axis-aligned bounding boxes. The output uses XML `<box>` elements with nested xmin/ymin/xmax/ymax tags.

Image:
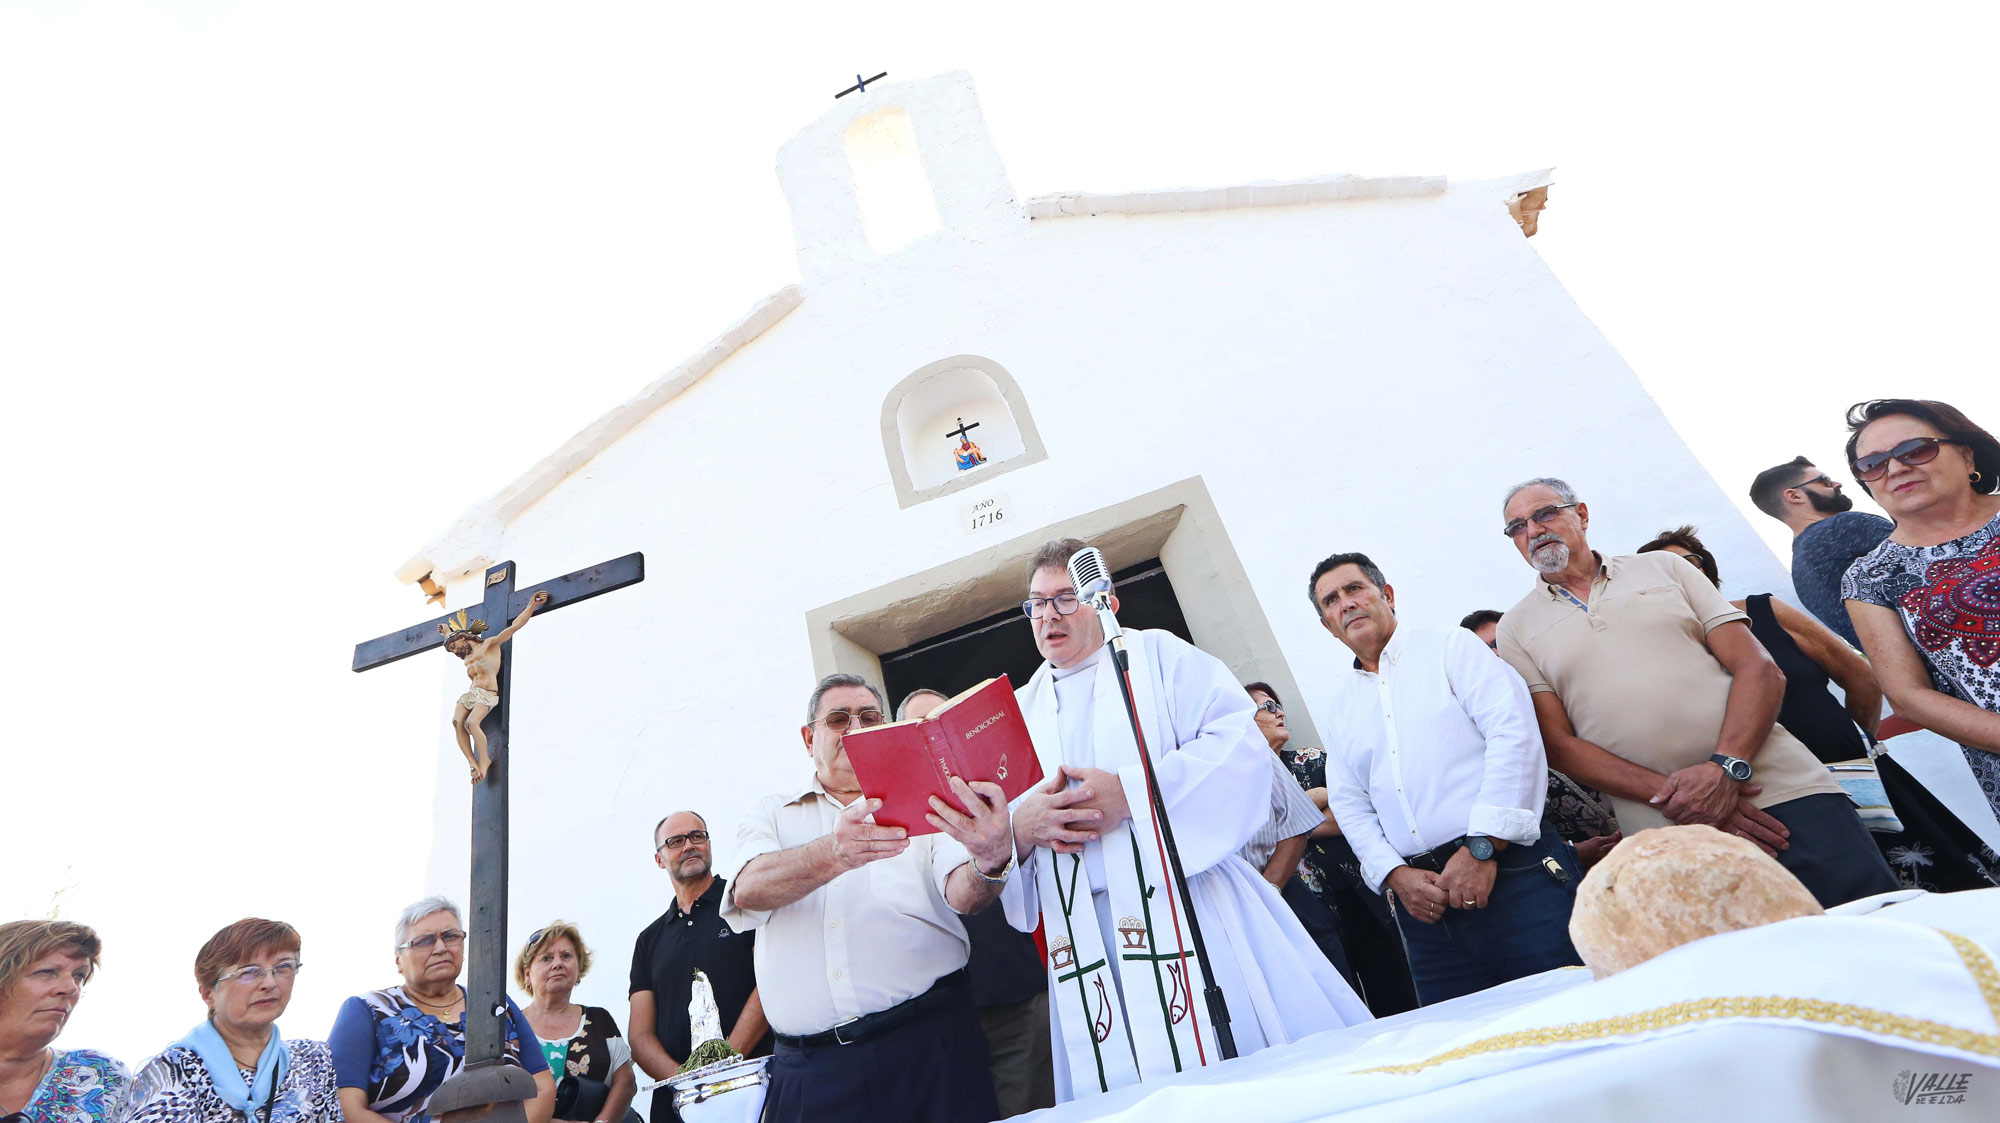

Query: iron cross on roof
<box><xmin>835</xmin><ymin>71</ymin><xmax>888</xmax><ymax>98</ymax></box>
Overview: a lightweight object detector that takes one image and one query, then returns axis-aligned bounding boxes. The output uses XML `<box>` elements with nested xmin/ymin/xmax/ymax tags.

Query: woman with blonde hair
<box><xmin>0</xmin><ymin>920</ymin><xmax>128</xmax><ymax>1123</ymax></box>
<box><xmin>122</xmin><ymin>918</ymin><xmax>341</xmax><ymax>1123</ymax></box>
<box><xmin>514</xmin><ymin>924</ymin><xmax>634</xmax><ymax>1123</ymax></box>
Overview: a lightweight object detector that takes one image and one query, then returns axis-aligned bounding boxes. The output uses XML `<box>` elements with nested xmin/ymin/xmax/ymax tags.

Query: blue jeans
<box><xmin>1389</xmin><ymin>825</ymin><xmax>1585</xmax><ymax>1006</ymax></box>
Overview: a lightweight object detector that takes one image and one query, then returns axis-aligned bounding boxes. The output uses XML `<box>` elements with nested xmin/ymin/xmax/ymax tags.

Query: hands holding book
<box><xmin>830</xmin><ymin>797</ymin><xmax>910</xmax><ymax>870</ymax></box>
<box><xmin>926</xmin><ymin>776</ymin><xmax>1015</xmax><ymax>877</ymax></box>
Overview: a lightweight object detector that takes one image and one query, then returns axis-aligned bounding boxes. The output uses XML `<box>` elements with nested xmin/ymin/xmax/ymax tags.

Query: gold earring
<box><xmin>1974</xmin><ymin>471</ymin><xmax>1985</xmax><ymax>485</ymax></box>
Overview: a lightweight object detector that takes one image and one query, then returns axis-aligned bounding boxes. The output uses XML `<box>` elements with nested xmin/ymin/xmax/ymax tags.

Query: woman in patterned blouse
<box><xmin>122</xmin><ymin>919</ymin><xmax>341</xmax><ymax>1123</ymax></box>
<box><xmin>1841</xmin><ymin>398</ymin><xmax>2000</xmax><ymax>822</ymax></box>
<box><xmin>0</xmin><ymin>920</ymin><xmax>128</xmax><ymax>1123</ymax></box>
<box><xmin>328</xmin><ymin>898</ymin><xmax>553</xmax><ymax>1123</ymax></box>
<box><xmin>512</xmin><ymin>924</ymin><xmax>632</xmax><ymax>1123</ymax></box>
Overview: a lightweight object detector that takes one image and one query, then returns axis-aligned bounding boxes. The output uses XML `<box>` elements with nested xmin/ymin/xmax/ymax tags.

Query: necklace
<box><xmin>2</xmin><ymin>1048</ymin><xmax>55</xmax><ymax>1113</ymax></box>
<box><xmin>405</xmin><ymin>988</ymin><xmax>462</xmax><ymax>1014</ymax></box>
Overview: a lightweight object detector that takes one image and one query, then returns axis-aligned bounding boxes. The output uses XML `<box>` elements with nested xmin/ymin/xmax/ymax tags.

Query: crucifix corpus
<box><xmin>352</xmin><ymin>552</ymin><xmax>644</xmax><ymax>1123</ymax></box>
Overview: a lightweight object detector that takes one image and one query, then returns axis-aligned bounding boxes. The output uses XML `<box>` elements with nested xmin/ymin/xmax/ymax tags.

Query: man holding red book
<box><xmin>720</xmin><ymin>674</ymin><xmax>1019</xmax><ymax>1123</ymax></box>
<box><xmin>1001</xmin><ymin>539</ymin><xmax>1372</xmax><ymax>1104</ymax></box>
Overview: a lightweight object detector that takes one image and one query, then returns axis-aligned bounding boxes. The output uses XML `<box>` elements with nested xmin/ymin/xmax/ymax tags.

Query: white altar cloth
<box><xmin>1021</xmin><ymin>889</ymin><xmax>2000</xmax><ymax>1121</ymax></box>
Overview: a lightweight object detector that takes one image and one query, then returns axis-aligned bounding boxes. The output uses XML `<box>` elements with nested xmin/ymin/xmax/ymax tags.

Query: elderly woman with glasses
<box><xmin>122</xmin><ymin>919</ymin><xmax>340</xmax><ymax>1123</ymax></box>
<box><xmin>0</xmin><ymin>921</ymin><xmax>127</xmax><ymax>1123</ymax></box>
<box><xmin>328</xmin><ymin>897</ymin><xmax>554</xmax><ymax>1123</ymax></box>
<box><xmin>513</xmin><ymin>924</ymin><xmax>634</xmax><ymax>1123</ymax></box>
<box><xmin>1840</xmin><ymin>398</ymin><xmax>2000</xmax><ymax>826</ymax></box>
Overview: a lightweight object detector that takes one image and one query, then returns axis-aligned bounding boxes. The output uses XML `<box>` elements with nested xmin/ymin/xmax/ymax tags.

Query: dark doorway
<box><xmin>879</xmin><ymin>558</ymin><xmax>1193</xmax><ymax>712</ymax></box>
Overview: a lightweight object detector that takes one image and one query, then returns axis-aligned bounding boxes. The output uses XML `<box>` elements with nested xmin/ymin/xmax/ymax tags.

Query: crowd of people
<box><xmin>8</xmin><ymin>397</ymin><xmax>1997</xmax><ymax>1123</ymax></box>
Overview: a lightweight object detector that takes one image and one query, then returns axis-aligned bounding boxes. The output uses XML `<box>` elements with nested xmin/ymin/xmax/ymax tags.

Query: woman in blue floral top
<box><xmin>328</xmin><ymin>899</ymin><xmax>551</xmax><ymax>1123</ymax></box>
<box><xmin>0</xmin><ymin>921</ymin><xmax>128</xmax><ymax>1123</ymax></box>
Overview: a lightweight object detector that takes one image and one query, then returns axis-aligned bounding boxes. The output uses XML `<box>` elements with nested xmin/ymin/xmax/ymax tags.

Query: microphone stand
<box><xmin>1090</xmin><ymin>598</ymin><xmax>1238</xmax><ymax>1061</ymax></box>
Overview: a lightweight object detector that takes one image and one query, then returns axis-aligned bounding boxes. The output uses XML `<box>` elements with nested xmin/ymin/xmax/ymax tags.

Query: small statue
<box><xmin>682</xmin><ymin>970</ymin><xmax>740</xmax><ymax>1071</ymax></box>
<box><xmin>954</xmin><ymin>433</ymin><xmax>987</xmax><ymax>472</ymax></box>
<box><xmin>439</xmin><ymin>590</ymin><xmax>548</xmax><ymax>783</ymax></box>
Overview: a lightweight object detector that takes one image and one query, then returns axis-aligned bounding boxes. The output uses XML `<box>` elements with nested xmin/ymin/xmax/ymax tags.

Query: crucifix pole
<box><xmin>352</xmin><ymin>551</ymin><xmax>644</xmax><ymax>1121</ymax></box>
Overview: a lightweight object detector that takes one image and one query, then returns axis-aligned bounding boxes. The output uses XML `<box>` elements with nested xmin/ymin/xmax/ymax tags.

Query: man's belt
<box><xmin>774</xmin><ymin>969</ymin><xmax>968</xmax><ymax>1049</ymax></box>
<box><xmin>1402</xmin><ymin>838</ymin><xmax>1466</xmax><ymax>874</ymax></box>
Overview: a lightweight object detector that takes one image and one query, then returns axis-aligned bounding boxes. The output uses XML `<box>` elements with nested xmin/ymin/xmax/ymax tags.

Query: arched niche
<box><xmin>881</xmin><ymin>355</ymin><xmax>1048</xmax><ymax>508</ymax></box>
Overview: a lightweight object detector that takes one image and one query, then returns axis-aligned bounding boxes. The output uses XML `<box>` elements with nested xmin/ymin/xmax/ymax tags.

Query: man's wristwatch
<box><xmin>1462</xmin><ymin>835</ymin><xmax>1495</xmax><ymax>861</ymax></box>
<box><xmin>973</xmin><ymin>851</ymin><xmax>1016</xmax><ymax>884</ymax></box>
<box><xmin>1709</xmin><ymin>754</ymin><xmax>1754</xmax><ymax>782</ymax></box>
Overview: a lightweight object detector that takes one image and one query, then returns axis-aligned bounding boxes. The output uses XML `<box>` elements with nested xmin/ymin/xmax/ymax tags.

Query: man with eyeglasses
<box><xmin>721</xmin><ymin>673</ymin><xmax>1015</xmax><ymax>1123</ymax></box>
<box><xmin>1001</xmin><ymin>539</ymin><xmax>1369</xmax><ymax>1103</ymax></box>
<box><xmin>1495</xmin><ymin>477</ymin><xmax>1898</xmax><ymax>908</ymax></box>
<box><xmin>627</xmin><ymin>810</ymin><xmax>767</xmax><ymax>1122</ymax></box>
<box><xmin>1748</xmin><ymin>455</ymin><xmax>1891</xmax><ymax>648</ymax></box>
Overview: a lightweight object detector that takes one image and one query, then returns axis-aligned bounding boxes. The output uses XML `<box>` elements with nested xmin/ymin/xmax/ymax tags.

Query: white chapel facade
<box><xmin>392</xmin><ymin>71</ymin><xmax>1801</xmax><ymax>1017</ymax></box>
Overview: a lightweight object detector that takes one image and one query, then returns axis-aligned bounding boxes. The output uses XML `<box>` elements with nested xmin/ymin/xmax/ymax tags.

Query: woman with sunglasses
<box><xmin>328</xmin><ymin>897</ymin><xmax>554</xmax><ymax>1123</ymax></box>
<box><xmin>513</xmin><ymin>923</ymin><xmax>634</xmax><ymax>1123</ymax></box>
<box><xmin>0</xmin><ymin>921</ymin><xmax>127</xmax><ymax>1123</ymax></box>
<box><xmin>122</xmin><ymin>919</ymin><xmax>340</xmax><ymax>1123</ymax></box>
<box><xmin>1640</xmin><ymin>526</ymin><xmax>1996</xmax><ymax>891</ymax></box>
<box><xmin>1841</xmin><ymin>398</ymin><xmax>2000</xmax><ymax>826</ymax></box>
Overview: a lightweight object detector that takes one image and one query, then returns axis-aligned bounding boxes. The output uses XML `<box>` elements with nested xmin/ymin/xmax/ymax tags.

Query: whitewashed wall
<box><xmin>413</xmin><ymin>73</ymin><xmax>1795</xmax><ymax>1038</ymax></box>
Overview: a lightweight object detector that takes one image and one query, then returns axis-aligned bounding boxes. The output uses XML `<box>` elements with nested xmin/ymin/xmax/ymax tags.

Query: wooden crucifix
<box><xmin>352</xmin><ymin>552</ymin><xmax>644</xmax><ymax>1118</ymax></box>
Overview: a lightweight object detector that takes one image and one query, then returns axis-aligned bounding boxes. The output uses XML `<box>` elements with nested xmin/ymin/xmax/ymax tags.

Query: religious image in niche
<box><xmin>949</xmin><ymin>416</ymin><xmax>988</xmax><ymax>472</ymax></box>
<box><xmin>438</xmin><ymin>590</ymin><xmax>548</xmax><ymax>783</ymax></box>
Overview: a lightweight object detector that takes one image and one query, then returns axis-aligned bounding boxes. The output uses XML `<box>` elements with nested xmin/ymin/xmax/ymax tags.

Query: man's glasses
<box><xmin>1853</xmin><ymin>437</ymin><xmax>1960</xmax><ymax>481</ymax></box>
<box><xmin>1502</xmin><ymin>503</ymin><xmax>1578</xmax><ymax>539</ymax></box>
<box><xmin>397</xmin><ymin>930</ymin><xmax>467</xmax><ymax>952</ymax></box>
<box><xmin>1255</xmin><ymin>699</ymin><xmax>1283</xmax><ymax>716</ymax></box>
<box><xmin>657</xmin><ymin>829</ymin><xmax>711</xmax><ymax>852</ymax></box>
<box><xmin>216</xmin><ymin>960</ymin><xmax>302</xmax><ymax>986</ymax></box>
<box><xmin>1021</xmin><ymin>593</ymin><xmax>1083</xmax><ymax>620</ymax></box>
<box><xmin>1679</xmin><ymin>552</ymin><xmax>1705</xmax><ymax>568</ymax></box>
<box><xmin>1791</xmin><ymin>474</ymin><xmax>1835</xmax><ymax>491</ymax></box>
<box><xmin>810</xmin><ymin>708</ymin><xmax>886</xmax><ymax>733</ymax></box>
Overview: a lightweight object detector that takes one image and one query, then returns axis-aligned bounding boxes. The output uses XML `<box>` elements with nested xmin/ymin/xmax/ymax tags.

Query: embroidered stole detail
<box><xmin>1027</xmin><ymin>639</ymin><xmax>1211</xmax><ymax>1098</ymax></box>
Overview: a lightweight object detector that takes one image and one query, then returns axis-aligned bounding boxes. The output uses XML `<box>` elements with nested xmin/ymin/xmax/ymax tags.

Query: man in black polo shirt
<box><xmin>628</xmin><ymin>810</ymin><xmax>769</xmax><ymax>1122</ymax></box>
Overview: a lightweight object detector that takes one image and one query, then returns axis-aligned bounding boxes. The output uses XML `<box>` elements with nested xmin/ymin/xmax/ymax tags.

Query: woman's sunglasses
<box><xmin>1853</xmin><ymin>436</ymin><xmax>1960</xmax><ymax>482</ymax></box>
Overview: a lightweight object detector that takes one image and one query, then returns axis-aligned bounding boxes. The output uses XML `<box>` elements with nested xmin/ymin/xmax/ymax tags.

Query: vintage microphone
<box><xmin>1067</xmin><ymin>545</ymin><xmax>1237</xmax><ymax>1062</ymax></box>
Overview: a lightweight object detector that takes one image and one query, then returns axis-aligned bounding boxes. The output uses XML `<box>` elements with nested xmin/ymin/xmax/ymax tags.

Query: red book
<box><xmin>842</xmin><ymin>676</ymin><xmax>1045</xmax><ymax>835</ymax></box>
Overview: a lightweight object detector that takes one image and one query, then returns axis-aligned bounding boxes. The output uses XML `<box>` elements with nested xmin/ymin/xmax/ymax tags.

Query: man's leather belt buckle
<box><xmin>830</xmin><ymin>1016</ymin><xmax>864</xmax><ymax>1046</ymax></box>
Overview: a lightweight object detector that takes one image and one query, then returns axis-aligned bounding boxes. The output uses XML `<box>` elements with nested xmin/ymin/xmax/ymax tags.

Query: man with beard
<box><xmin>628</xmin><ymin>811</ymin><xmax>769</xmax><ymax>1122</ymax></box>
<box><xmin>1749</xmin><ymin>456</ymin><xmax>1892</xmax><ymax>648</ymax></box>
<box><xmin>1494</xmin><ymin>478</ymin><xmax>1898</xmax><ymax>908</ymax></box>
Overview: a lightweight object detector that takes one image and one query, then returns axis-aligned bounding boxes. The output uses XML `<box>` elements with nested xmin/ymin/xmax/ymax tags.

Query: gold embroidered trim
<box><xmin>1357</xmin><ymin>927</ymin><xmax>2000</xmax><ymax>1076</ymax></box>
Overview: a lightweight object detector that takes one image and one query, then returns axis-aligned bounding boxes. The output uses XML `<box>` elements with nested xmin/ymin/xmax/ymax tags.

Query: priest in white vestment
<box><xmin>1002</xmin><ymin>539</ymin><xmax>1371</xmax><ymax>1103</ymax></box>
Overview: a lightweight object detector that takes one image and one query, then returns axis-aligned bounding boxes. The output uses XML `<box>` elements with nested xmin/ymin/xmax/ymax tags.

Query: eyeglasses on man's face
<box><xmin>397</xmin><ymin>930</ymin><xmax>467</xmax><ymax>952</ymax></box>
<box><xmin>216</xmin><ymin>960</ymin><xmax>302</xmax><ymax>986</ymax></box>
<box><xmin>1021</xmin><ymin>593</ymin><xmax>1083</xmax><ymax>620</ymax></box>
<box><xmin>1502</xmin><ymin>503</ymin><xmax>1578</xmax><ymax>539</ymax></box>
<box><xmin>1254</xmin><ymin>699</ymin><xmax>1283</xmax><ymax>716</ymax></box>
<box><xmin>657</xmin><ymin>829</ymin><xmax>711</xmax><ymax>852</ymax></box>
<box><xmin>1791</xmin><ymin>474</ymin><xmax>1836</xmax><ymax>491</ymax></box>
<box><xmin>1853</xmin><ymin>436</ymin><xmax>1960</xmax><ymax>482</ymax></box>
<box><xmin>810</xmin><ymin>708</ymin><xmax>886</xmax><ymax>733</ymax></box>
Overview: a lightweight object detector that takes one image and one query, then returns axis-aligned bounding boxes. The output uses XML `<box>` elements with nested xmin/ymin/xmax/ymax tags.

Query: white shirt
<box><xmin>720</xmin><ymin>776</ymin><xmax>974</xmax><ymax>1036</ymax></box>
<box><xmin>1320</xmin><ymin>624</ymin><xmax>1547</xmax><ymax>892</ymax></box>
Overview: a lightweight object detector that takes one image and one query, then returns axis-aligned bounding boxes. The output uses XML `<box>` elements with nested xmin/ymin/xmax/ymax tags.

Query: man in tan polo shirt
<box><xmin>1494</xmin><ymin>477</ymin><xmax>1898</xmax><ymax>908</ymax></box>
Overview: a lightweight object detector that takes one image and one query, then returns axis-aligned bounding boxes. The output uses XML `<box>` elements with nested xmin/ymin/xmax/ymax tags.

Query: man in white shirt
<box><xmin>1311</xmin><ymin>551</ymin><xmax>1584</xmax><ymax>1005</ymax></box>
<box><xmin>721</xmin><ymin>673</ymin><xmax>1017</xmax><ymax>1123</ymax></box>
<box><xmin>1005</xmin><ymin>538</ymin><xmax>1369</xmax><ymax>1104</ymax></box>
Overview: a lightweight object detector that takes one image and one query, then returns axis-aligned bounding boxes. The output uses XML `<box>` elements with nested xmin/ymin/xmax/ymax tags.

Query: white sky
<box><xmin>2</xmin><ymin>0</ymin><xmax>1989</xmax><ymax>1066</ymax></box>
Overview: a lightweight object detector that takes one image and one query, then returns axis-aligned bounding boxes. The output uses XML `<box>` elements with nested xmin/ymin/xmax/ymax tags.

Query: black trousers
<box><xmin>1768</xmin><ymin>792</ymin><xmax>1902</xmax><ymax>907</ymax></box>
<box><xmin>761</xmin><ymin>986</ymin><xmax>999</xmax><ymax>1123</ymax></box>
